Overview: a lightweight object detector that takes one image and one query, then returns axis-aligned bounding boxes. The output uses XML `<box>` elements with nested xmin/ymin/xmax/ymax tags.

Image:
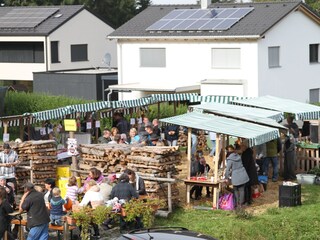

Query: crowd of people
<box><xmin>97</xmin><ymin>114</ymin><xmax>180</xmax><ymax>147</ymax></box>
<box><xmin>0</xmin><ymin>163</ymin><xmax>146</xmax><ymax>239</ymax></box>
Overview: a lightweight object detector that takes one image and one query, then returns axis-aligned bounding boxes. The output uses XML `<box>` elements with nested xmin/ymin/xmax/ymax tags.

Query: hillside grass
<box><xmin>154</xmin><ymin>185</ymin><xmax>320</xmax><ymax>240</ymax></box>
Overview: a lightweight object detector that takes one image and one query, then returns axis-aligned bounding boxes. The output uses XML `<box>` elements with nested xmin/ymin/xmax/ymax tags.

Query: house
<box><xmin>0</xmin><ymin>5</ymin><xmax>117</xmax><ymax>92</ymax></box>
<box><xmin>108</xmin><ymin>0</ymin><xmax>320</xmax><ymax>102</ymax></box>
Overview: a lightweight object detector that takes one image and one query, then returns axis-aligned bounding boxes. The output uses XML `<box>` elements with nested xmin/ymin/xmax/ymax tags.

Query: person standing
<box><xmin>264</xmin><ymin>139</ymin><xmax>279</xmax><ymax>182</ymax></box>
<box><xmin>224</xmin><ymin>145</ymin><xmax>249</xmax><ymax>209</ymax></box>
<box><xmin>283</xmin><ymin>134</ymin><xmax>297</xmax><ymax>180</ymax></box>
<box><xmin>0</xmin><ymin>175</ymin><xmax>15</xmax><ymax>208</ymax></box>
<box><xmin>19</xmin><ymin>182</ymin><xmax>50</xmax><ymax>240</ymax></box>
<box><xmin>0</xmin><ymin>186</ymin><xmax>13</xmax><ymax>239</ymax></box>
<box><xmin>240</xmin><ymin>140</ymin><xmax>258</xmax><ymax>205</ymax></box>
<box><xmin>0</xmin><ymin>143</ymin><xmax>19</xmax><ymax>194</ymax></box>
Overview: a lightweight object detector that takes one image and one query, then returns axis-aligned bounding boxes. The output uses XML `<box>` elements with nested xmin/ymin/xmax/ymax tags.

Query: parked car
<box><xmin>117</xmin><ymin>227</ymin><xmax>218</xmax><ymax>240</ymax></box>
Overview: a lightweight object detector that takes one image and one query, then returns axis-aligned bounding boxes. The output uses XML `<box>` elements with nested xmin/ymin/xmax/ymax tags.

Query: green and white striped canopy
<box><xmin>160</xmin><ymin>112</ymin><xmax>280</xmax><ymax>147</ymax></box>
<box><xmin>188</xmin><ymin>95</ymin><xmax>250</xmax><ymax>103</ymax></box>
<box><xmin>232</xmin><ymin>95</ymin><xmax>320</xmax><ymax>120</ymax></box>
<box><xmin>150</xmin><ymin>93</ymin><xmax>198</xmax><ymax>102</ymax></box>
<box><xmin>191</xmin><ymin>103</ymin><xmax>285</xmax><ymax>127</ymax></box>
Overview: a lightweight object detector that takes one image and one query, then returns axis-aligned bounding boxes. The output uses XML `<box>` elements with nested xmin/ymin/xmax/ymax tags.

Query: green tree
<box><xmin>136</xmin><ymin>0</ymin><xmax>151</xmax><ymax>14</ymax></box>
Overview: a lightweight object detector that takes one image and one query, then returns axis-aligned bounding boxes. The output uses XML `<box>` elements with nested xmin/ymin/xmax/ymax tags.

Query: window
<box><xmin>309</xmin><ymin>44</ymin><xmax>319</xmax><ymax>63</ymax></box>
<box><xmin>268</xmin><ymin>46</ymin><xmax>280</xmax><ymax>68</ymax></box>
<box><xmin>71</xmin><ymin>44</ymin><xmax>88</xmax><ymax>62</ymax></box>
<box><xmin>140</xmin><ymin>48</ymin><xmax>166</xmax><ymax>67</ymax></box>
<box><xmin>51</xmin><ymin>41</ymin><xmax>59</xmax><ymax>63</ymax></box>
<box><xmin>0</xmin><ymin>42</ymin><xmax>44</xmax><ymax>63</ymax></box>
<box><xmin>211</xmin><ymin>48</ymin><xmax>241</xmax><ymax>69</ymax></box>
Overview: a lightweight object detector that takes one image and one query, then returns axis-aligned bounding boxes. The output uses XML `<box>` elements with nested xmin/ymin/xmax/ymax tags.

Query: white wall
<box><xmin>0</xmin><ymin>36</ymin><xmax>47</xmax><ymax>81</ymax></box>
<box><xmin>48</xmin><ymin>9</ymin><xmax>117</xmax><ymax>71</ymax></box>
<box><xmin>258</xmin><ymin>10</ymin><xmax>320</xmax><ymax>102</ymax></box>
<box><xmin>118</xmin><ymin>39</ymin><xmax>259</xmax><ymax>100</ymax></box>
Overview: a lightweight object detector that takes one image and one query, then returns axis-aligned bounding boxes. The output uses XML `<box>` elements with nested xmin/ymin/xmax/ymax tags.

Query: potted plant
<box><xmin>71</xmin><ymin>205</ymin><xmax>113</xmax><ymax>239</ymax></box>
<box><xmin>123</xmin><ymin>197</ymin><xmax>165</xmax><ymax>228</ymax></box>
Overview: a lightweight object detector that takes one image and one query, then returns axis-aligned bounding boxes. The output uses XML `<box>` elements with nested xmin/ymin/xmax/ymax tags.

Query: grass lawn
<box><xmin>154</xmin><ymin>185</ymin><xmax>320</xmax><ymax>240</ymax></box>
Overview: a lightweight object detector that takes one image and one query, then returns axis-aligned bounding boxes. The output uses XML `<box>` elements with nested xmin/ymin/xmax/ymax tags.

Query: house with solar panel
<box><xmin>0</xmin><ymin>5</ymin><xmax>117</xmax><ymax>92</ymax></box>
<box><xmin>108</xmin><ymin>0</ymin><xmax>320</xmax><ymax>102</ymax></box>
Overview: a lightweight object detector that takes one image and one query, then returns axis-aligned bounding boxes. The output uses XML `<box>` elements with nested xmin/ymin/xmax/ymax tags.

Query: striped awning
<box><xmin>0</xmin><ymin>114</ymin><xmax>36</xmax><ymax>127</ymax></box>
<box><xmin>191</xmin><ymin>103</ymin><xmax>285</xmax><ymax>127</ymax></box>
<box><xmin>188</xmin><ymin>95</ymin><xmax>250</xmax><ymax>103</ymax></box>
<box><xmin>150</xmin><ymin>93</ymin><xmax>198</xmax><ymax>102</ymax></box>
<box><xmin>160</xmin><ymin>112</ymin><xmax>280</xmax><ymax>147</ymax></box>
<box><xmin>232</xmin><ymin>95</ymin><xmax>320</xmax><ymax>120</ymax></box>
<box><xmin>25</xmin><ymin>106</ymin><xmax>73</xmax><ymax>122</ymax></box>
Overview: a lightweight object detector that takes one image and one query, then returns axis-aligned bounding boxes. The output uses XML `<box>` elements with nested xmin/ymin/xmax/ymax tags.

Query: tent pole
<box><xmin>186</xmin><ymin>128</ymin><xmax>192</xmax><ymax>204</ymax></box>
<box><xmin>213</xmin><ymin>133</ymin><xmax>220</xmax><ymax>209</ymax></box>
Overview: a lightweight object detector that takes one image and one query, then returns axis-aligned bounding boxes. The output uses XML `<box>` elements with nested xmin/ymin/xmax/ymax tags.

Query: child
<box><xmin>0</xmin><ymin>187</ymin><xmax>13</xmax><ymax>239</ymax></box>
<box><xmin>49</xmin><ymin>187</ymin><xmax>66</xmax><ymax>226</ymax></box>
<box><xmin>66</xmin><ymin>176</ymin><xmax>80</xmax><ymax>203</ymax></box>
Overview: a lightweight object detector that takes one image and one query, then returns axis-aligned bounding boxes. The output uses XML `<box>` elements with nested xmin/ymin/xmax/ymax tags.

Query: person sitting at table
<box><xmin>80</xmin><ymin>167</ymin><xmax>104</xmax><ymax>193</ymax></box>
<box><xmin>199</xmin><ymin>155</ymin><xmax>211</xmax><ymax>198</ymax></box>
<box><xmin>44</xmin><ymin>178</ymin><xmax>55</xmax><ymax>208</ymax></box>
<box><xmin>190</xmin><ymin>150</ymin><xmax>202</xmax><ymax>200</ymax></box>
<box><xmin>0</xmin><ymin>186</ymin><xmax>13</xmax><ymax>239</ymax></box>
<box><xmin>124</xmin><ymin>169</ymin><xmax>146</xmax><ymax>196</ymax></box>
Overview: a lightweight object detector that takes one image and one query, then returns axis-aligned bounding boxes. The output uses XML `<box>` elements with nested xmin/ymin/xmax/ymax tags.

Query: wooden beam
<box><xmin>186</xmin><ymin>128</ymin><xmax>192</xmax><ymax>204</ymax></box>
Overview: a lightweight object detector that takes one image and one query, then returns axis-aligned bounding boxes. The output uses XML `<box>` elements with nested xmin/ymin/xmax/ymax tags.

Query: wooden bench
<box><xmin>10</xmin><ymin>219</ymin><xmax>76</xmax><ymax>240</ymax></box>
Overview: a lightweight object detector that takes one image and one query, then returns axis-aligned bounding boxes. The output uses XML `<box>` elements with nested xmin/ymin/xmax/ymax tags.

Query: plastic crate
<box><xmin>279</xmin><ymin>184</ymin><xmax>301</xmax><ymax>198</ymax></box>
<box><xmin>279</xmin><ymin>196</ymin><xmax>301</xmax><ymax>207</ymax></box>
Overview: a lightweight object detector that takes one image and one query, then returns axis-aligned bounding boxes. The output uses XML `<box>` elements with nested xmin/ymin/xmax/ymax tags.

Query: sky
<box><xmin>152</xmin><ymin>0</ymin><xmax>198</xmax><ymax>4</ymax></box>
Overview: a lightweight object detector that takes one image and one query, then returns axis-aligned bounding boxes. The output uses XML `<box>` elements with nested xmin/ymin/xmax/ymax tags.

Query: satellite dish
<box><xmin>103</xmin><ymin>53</ymin><xmax>111</xmax><ymax>69</ymax></box>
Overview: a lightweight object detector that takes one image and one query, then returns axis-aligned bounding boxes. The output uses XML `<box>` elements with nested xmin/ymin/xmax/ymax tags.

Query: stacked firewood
<box><xmin>126</xmin><ymin>146</ymin><xmax>181</xmax><ymax>206</ymax></box>
<box><xmin>197</xmin><ymin>130</ymin><xmax>207</xmax><ymax>150</ymax></box>
<box><xmin>78</xmin><ymin>144</ymin><xmax>133</xmax><ymax>181</ymax></box>
<box><xmin>15</xmin><ymin>140</ymin><xmax>58</xmax><ymax>190</ymax></box>
<box><xmin>177</xmin><ymin>129</ymin><xmax>187</xmax><ymax>147</ymax></box>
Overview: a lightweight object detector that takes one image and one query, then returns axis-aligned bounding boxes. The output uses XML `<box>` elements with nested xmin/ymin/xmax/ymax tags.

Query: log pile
<box><xmin>197</xmin><ymin>130</ymin><xmax>207</xmax><ymax>150</ymax></box>
<box><xmin>15</xmin><ymin>140</ymin><xmax>58</xmax><ymax>191</ymax></box>
<box><xmin>78</xmin><ymin>144</ymin><xmax>133</xmax><ymax>181</ymax></box>
<box><xmin>177</xmin><ymin>129</ymin><xmax>187</xmax><ymax>147</ymax></box>
<box><xmin>126</xmin><ymin>146</ymin><xmax>181</xmax><ymax>206</ymax></box>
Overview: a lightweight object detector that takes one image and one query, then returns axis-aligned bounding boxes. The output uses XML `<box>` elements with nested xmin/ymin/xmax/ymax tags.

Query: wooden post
<box><xmin>213</xmin><ymin>133</ymin><xmax>220</xmax><ymax>209</ymax></box>
<box><xmin>19</xmin><ymin>117</ymin><xmax>24</xmax><ymax>140</ymax></box>
<box><xmin>30</xmin><ymin>160</ymin><xmax>33</xmax><ymax>183</ymax></box>
<box><xmin>27</xmin><ymin>117</ymin><xmax>31</xmax><ymax>140</ymax></box>
<box><xmin>63</xmin><ymin>218</ymin><xmax>69</xmax><ymax>240</ymax></box>
<box><xmin>3</xmin><ymin>121</ymin><xmax>8</xmax><ymax>135</ymax></box>
<box><xmin>157</xmin><ymin>102</ymin><xmax>160</xmax><ymax>119</ymax></box>
<box><xmin>167</xmin><ymin>172</ymin><xmax>172</xmax><ymax>213</ymax></box>
<box><xmin>221</xmin><ymin>134</ymin><xmax>226</xmax><ymax>168</ymax></box>
<box><xmin>70</xmin><ymin>131</ymin><xmax>79</xmax><ymax>177</ymax></box>
<box><xmin>186</xmin><ymin>127</ymin><xmax>192</xmax><ymax>204</ymax></box>
<box><xmin>173</xmin><ymin>102</ymin><xmax>177</xmax><ymax>115</ymax></box>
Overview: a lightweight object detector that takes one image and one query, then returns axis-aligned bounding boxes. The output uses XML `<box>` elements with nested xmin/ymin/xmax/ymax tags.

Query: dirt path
<box><xmin>176</xmin><ymin>151</ymin><xmax>281</xmax><ymax>215</ymax></box>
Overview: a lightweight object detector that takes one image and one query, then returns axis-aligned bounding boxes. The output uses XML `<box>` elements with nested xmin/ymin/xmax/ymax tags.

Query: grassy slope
<box><xmin>155</xmin><ymin>185</ymin><xmax>320</xmax><ymax>240</ymax></box>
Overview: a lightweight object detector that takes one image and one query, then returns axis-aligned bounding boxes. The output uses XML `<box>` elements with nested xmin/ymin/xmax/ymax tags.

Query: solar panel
<box><xmin>0</xmin><ymin>8</ymin><xmax>59</xmax><ymax>29</ymax></box>
<box><xmin>146</xmin><ymin>7</ymin><xmax>253</xmax><ymax>31</ymax></box>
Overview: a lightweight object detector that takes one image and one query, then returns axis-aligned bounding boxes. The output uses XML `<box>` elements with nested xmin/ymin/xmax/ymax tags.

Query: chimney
<box><xmin>201</xmin><ymin>0</ymin><xmax>211</xmax><ymax>9</ymax></box>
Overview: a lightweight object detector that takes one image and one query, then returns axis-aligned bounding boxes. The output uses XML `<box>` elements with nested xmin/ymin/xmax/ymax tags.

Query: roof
<box><xmin>107</xmin><ymin>82</ymin><xmax>200</xmax><ymax>92</ymax></box>
<box><xmin>191</xmin><ymin>103</ymin><xmax>286</xmax><ymax>129</ymax></box>
<box><xmin>232</xmin><ymin>95</ymin><xmax>320</xmax><ymax>120</ymax></box>
<box><xmin>109</xmin><ymin>1</ymin><xmax>317</xmax><ymax>39</ymax></box>
<box><xmin>160</xmin><ymin>112</ymin><xmax>280</xmax><ymax>147</ymax></box>
<box><xmin>0</xmin><ymin>5</ymin><xmax>84</xmax><ymax>36</ymax></box>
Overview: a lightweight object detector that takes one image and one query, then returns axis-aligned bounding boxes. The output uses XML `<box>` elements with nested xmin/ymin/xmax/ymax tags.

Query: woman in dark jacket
<box><xmin>0</xmin><ymin>186</ymin><xmax>13</xmax><ymax>239</ymax></box>
<box><xmin>241</xmin><ymin>140</ymin><xmax>259</xmax><ymax>205</ymax></box>
<box><xmin>164</xmin><ymin>125</ymin><xmax>179</xmax><ymax>146</ymax></box>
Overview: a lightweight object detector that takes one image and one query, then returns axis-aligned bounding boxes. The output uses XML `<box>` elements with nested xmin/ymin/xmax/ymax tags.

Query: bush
<box><xmin>4</xmin><ymin>91</ymin><xmax>92</xmax><ymax>116</ymax></box>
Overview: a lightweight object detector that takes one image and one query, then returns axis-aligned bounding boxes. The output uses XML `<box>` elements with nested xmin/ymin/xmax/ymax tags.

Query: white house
<box><xmin>0</xmin><ymin>5</ymin><xmax>117</xmax><ymax>91</ymax></box>
<box><xmin>108</xmin><ymin>1</ymin><xmax>320</xmax><ymax>102</ymax></box>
